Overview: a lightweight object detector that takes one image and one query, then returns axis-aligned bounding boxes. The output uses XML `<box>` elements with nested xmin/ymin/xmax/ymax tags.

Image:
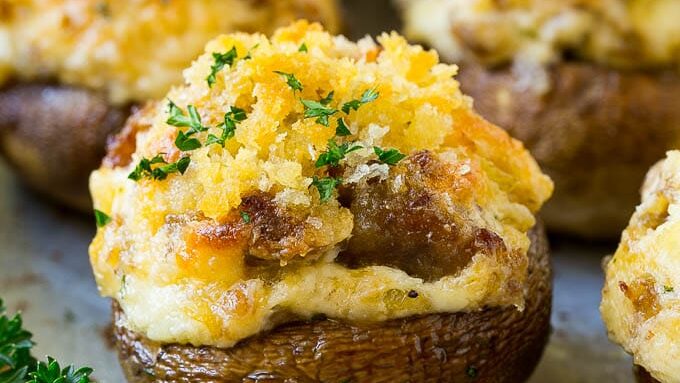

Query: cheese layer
<box><xmin>90</xmin><ymin>21</ymin><xmax>553</xmax><ymax>348</ymax></box>
<box><xmin>602</xmin><ymin>151</ymin><xmax>680</xmax><ymax>383</ymax></box>
<box><xmin>0</xmin><ymin>0</ymin><xmax>339</xmax><ymax>104</ymax></box>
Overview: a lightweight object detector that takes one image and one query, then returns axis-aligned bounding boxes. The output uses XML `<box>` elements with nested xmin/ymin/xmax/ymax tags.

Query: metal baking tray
<box><xmin>0</xmin><ymin>2</ymin><xmax>635</xmax><ymax>380</ymax></box>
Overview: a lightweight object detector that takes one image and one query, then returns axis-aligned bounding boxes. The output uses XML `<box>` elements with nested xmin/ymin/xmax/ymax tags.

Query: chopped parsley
<box><xmin>342</xmin><ymin>88</ymin><xmax>379</xmax><ymax>114</ymax></box>
<box><xmin>301</xmin><ymin>99</ymin><xmax>338</xmax><ymax>127</ymax></box>
<box><xmin>93</xmin><ymin>210</ymin><xmax>111</xmax><ymax>228</ymax></box>
<box><xmin>206</xmin><ymin>106</ymin><xmax>247</xmax><ymax>147</ymax></box>
<box><xmin>311</xmin><ymin>176</ymin><xmax>341</xmax><ymax>202</ymax></box>
<box><xmin>315</xmin><ymin>139</ymin><xmax>362</xmax><ymax>168</ymax></box>
<box><xmin>335</xmin><ymin>118</ymin><xmax>352</xmax><ymax>136</ymax></box>
<box><xmin>167</xmin><ymin>101</ymin><xmax>208</xmax><ymax>152</ymax></box>
<box><xmin>664</xmin><ymin>285</ymin><xmax>675</xmax><ymax>293</ymax></box>
<box><xmin>274</xmin><ymin>71</ymin><xmax>303</xmax><ymax>92</ymax></box>
<box><xmin>374</xmin><ymin>147</ymin><xmax>406</xmax><ymax>165</ymax></box>
<box><xmin>128</xmin><ymin>155</ymin><xmax>191</xmax><ymax>181</ymax></box>
<box><xmin>298</xmin><ymin>43</ymin><xmax>308</xmax><ymax>53</ymax></box>
<box><xmin>319</xmin><ymin>91</ymin><xmax>335</xmax><ymax>106</ymax></box>
<box><xmin>240</xmin><ymin>211</ymin><xmax>251</xmax><ymax>223</ymax></box>
<box><xmin>466</xmin><ymin>366</ymin><xmax>478</xmax><ymax>379</ymax></box>
<box><xmin>206</xmin><ymin>47</ymin><xmax>238</xmax><ymax>87</ymax></box>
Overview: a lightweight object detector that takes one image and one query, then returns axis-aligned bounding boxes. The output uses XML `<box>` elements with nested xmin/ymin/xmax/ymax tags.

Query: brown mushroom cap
<box><xmin>113</xmin><ymin>224</ymin><xmax>550</xmax><ymax>383</ymax></box>
<box><xmin>0</xmin><ymin>83</ymin><xmax>128</xmax><ymax>211</ymax></box>
<box><xmin>459</xmin><ymin>63</ymin><xmax>680</xmax><ymax>239</ymax></box>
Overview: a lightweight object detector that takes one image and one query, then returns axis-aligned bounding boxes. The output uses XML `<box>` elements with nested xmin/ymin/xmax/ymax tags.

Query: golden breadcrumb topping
<box><xmin>89</xmin><ymin>21</ymin><xmax>552</xmax><ymax>348</ymax></box>
<box><xmin>0</xmin><ymin>0</ymin><xmax>340</xmax><ymax>104</ymax></box>
<box><xmin>602</xmin><ymin>151</ymin><xmax>680</xmax><ymax>383</ymax></box>
<box><xmin>398</xmin><ymin>0</ymin><xmax>680</xmax><ymax>91</ymax></box>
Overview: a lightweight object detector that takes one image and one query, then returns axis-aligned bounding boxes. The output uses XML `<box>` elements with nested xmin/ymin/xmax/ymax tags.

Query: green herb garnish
<box><xmin>128</xmin><ymin>155</ymin><xmax>191</xmax><ymax>181</ymax></box>
<box><xmin>301</xmin><ymin>99</ymin><xmax>338</xmax><ymax>127</ymax></box>
<box><xmin>93</xmin><ymin>210</ymin><xmax>111</xmax><ymax>228</ymax></box>
<box><xmin>240</xmin><ymin>211</ymin><xmax>251</xmax><ymax>223</ymax></box>
<box><xmin>665</xmin><ymin>285</ymin><xmax>675</xmax><ymax>293</ymax></box>
<box><xmin>342</xmin><ymin>88</ymin><xmax>379</xmax><ymax>114</ymax></box>
<box><xmin>274</xmin><ymin>71</ymin><xmax>303</xmax><ymax>92</ymax></box>
<box><xmin>206</xmin><ymin>107</ymin><xmax>247</xmax><ymax>147</ymax></box>
<box><xmin>335</xmin><ymin>118</ymin><xmax>352</xmax><ymax>136</ymax></box>
<box><xmin>26</xmin><ymin>358</ymin><xmax>92</xmax><ymax>383</ymax></box>
<box><xmin>206</xmin><ymin>47</ymin><xmax>238</xmax><ymax>87</ymax></box>
<box><xmin>315</xmin><ymin>139</ymin><xmax>362</xmax><ymax>168</ymax></box>
<box><xmin>373</xmin><ymin>147</ymin><xmax>406</xmax><ymax>165</ymax></box>
<box><xmin>167</xmin><ymin>102</ymin><xmax>208</xmax><ymax>152</ymax></box>
<box><xmin>0</xmin><ymin>299</ymin><xmax>36</xmax><ymax>382</ymax></box>
<box><xmin>311</xmin><ymin>176</ymin><xmax>341</xmax><ymax>202</ymax></box>
<box><xmin>298</xmin><ymin>43</ymin><xmax>308</xmax><ymax>53</ymax></box>
<box><xmin>466</xmin><ymin>366</ymin><xmax>478</xmax><ymax>379</ymax></box>
<box><xmin>319</xmin><ymin>91</ymin><xmax>334</xmax><ymax>106</ymax></box>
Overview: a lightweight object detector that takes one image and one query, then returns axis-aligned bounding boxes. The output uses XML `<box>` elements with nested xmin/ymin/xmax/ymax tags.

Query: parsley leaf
<box><xmin>93</xmin><ymin>210</ymin><xmax>111</xmax><ymax>228</ymax></box>
<box><xmin>27</xmin><ymin>357</ymin><xmax>92</xmax><ymax>383</ymax></box>
<box><xmin>665</xmin><ymin>285</ymin><xmax>674</xmax><ymax>293</ymax></box>
<box><xmin>240</xmin><ymin>211</ymin><xmax>251</xmax><ymax>223</ymax></box>
<box><xmin>274</xmin><ymin>71</ymin><xmax>303</xmax><ymax>92</ymax></box>
<box><xmin>335</xmin><ymin>118</ymin><xmax>351</xmax><ymax>136</ymax></box>
<box><xmin>342</xmin><ymin>88</ymin><xmax>379</xmax><ymax>114</ymax></box>
<box><xmin>301</xmin><ymin>99</ymin><xmax>338</xmax><ymax>127</ymax></box>
<box><xmin>298</xmin><ymin>43</ymin><xmax>308</xmax><ymax>53</ymax></box>
<box><xmin>128</xmin><ymin>155</ymin><xmax>191</xmax><ymax>182</ymax></box>
<box><xmin>319</xmin><ymin>91</ymin><xmax>334</xmax><ymax>106</ymax></box>
<box><xmin>373</xmin><ymin>147</ymin><xmax>406</xmax><ymax>166</ymax></box>
<box><xmin>206</xmin><ymin>47</ymin><xmax>238</xmax><ymax>87</ymax></box>
<box><xmin>0</xmin><ymin>299</ymin><xmax>36</xmax><ymax>382</ymax></box>
<box><xmin>315</xmin><ymin>139</ymin><xmax>362</xmax><ymax>168</ymax></box>
<box><xmin>311</xmin><ymin>176</ymin><xmax>342</xmax><ymax>203</ymax></box>
<box><xmin>167</xmin><ymin>102</ymin><xmax>208</xmax><ymax>152</ymax></box>
<box><xmin>207</xmin><ymin>107</ymin><xmax>247</xmax><ymax>147</ymax></box>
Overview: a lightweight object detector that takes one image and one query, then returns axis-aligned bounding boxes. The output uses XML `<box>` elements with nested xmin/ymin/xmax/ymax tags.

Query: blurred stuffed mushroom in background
<box><xmin>396</xmin><ymin>0</ymin><xmax>680</xmax><ymax>239</ymax></box>
<box><xmin>90</xmin><ymin>21</ymin><xmax>553</xmax><ymax>382</ymax></box>
<box><xmin>601</xmin><ymin>152</ymin><xmax>680</xmax><ymax>383</ymax></box>
<box><xmin>0</xmin><ymin>0</ymin><xmax>340</xmax><ymax>211</ymax></box>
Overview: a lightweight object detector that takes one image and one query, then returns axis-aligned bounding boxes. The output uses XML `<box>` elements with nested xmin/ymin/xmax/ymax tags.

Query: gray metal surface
<box><xmin>0</xmin><ymin>160</ymin><xmax>634</xmax><ymax>382</ymax></box>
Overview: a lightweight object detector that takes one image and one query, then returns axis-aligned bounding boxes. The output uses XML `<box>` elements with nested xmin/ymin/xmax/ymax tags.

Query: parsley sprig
<box><xmin>0</xmin><ymin>299</ymin><xmax>35</xmax><ymax>383</ymax></box>
<box><xmin>374</xmin><ymin>147</ymin><xmax>406</xmax><ymax>166</ymax></box>
<box><xmin>206</xmin><ymin>47</ymin><xmax>238</xmax><ymax>87</ymax></box>
<box><xmin>206</xmin><ymin>107</ymin><xmax>247</xmax><ymax>147</ymax></box>
<box><xmin>311</xmin><ymin>176</ymin><xmax>342</xmax><ymax>202</ymax></box>
<box><xmin>0</xmin><ymin>299</ymin><xmax>92</xmax><ymax>383</ymax></box>
<box><xmin>26</xmin><ymin>358</ymin><xmax>92</xmax><ymax>383</ymax></box>
<box><xmin>315</xmin><ymin>139</ymin><xmax>362</xmax><ymax>168</ymax></box>
<box><xmin>128</xmin><ymin>155</ymin><xmax>191</xmax><ymax>181</ymax></box>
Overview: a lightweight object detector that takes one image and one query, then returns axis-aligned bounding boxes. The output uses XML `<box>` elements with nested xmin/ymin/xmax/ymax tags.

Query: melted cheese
<box><xmin>601</xmin><ymin>151</ymin><xmax>680</xmax><ymax>383</ymax></box>
<box><xmin>90</xmin><ymin>21</ymin><xmax>553</xmax><ymax>348</ymax></box>
<box><xmin>0</xmin><ymin>0</ymin><xmax>340</xmax><ymax>104</ymax></box>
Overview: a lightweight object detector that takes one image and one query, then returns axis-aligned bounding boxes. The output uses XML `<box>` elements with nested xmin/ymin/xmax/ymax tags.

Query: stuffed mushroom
<box><xmin>601</xmin><ymin>151</ymin><xmax>680</xmax><ymax>383</ymax></box>
<box><xmin>396</xmin><ymin>0</ymin><xmax>680</xmax><ymax>238</ymax></box>
<box><xmin>90</xmin><ymin>21</ymin><xmax>554</xmax><ymax>382</ymax></box>
<box><xmin>0</xmin><ymin>0</ymin><xmax>340</xmax><ymax>211</ymax></box>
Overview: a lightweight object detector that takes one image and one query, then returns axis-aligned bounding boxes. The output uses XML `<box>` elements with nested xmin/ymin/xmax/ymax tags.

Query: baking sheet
<box><xmin>0</xmin><ymin>159</ymin><xmax>634</xmax><ymax>383</ymax></box>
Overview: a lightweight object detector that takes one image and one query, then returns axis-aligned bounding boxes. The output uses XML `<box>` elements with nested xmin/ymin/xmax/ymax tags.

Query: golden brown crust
<box><xmin>0</xmin><ymin>83</ymin><xmax>128</xmax><ymax>211</ymax></box>
<box><xmin>459</xmin><ymin>62</ymin><xmax>680</xmax><ymax>238</ymax></box>
<box><xmin>113</xmin><ymin>224</ymin><xmax>550</xmax><ymax>383</ymax></box>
